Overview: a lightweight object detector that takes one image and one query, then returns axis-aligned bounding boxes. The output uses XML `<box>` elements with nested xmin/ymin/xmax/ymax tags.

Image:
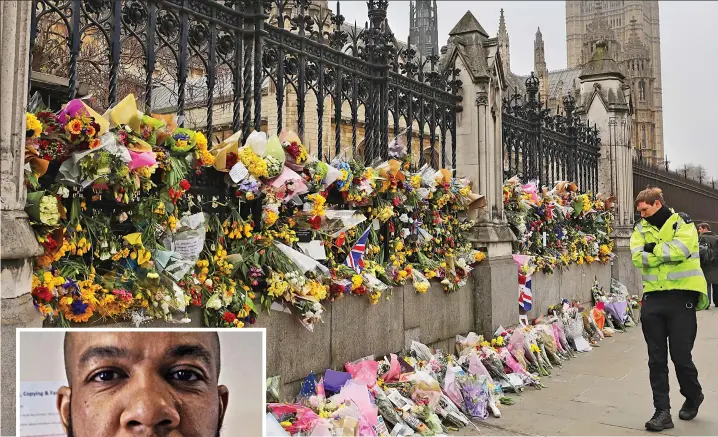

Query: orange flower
<box><xmin>65</xmin><ymin>119</ymin><xmax>83</xmax><ymax>135</ymax></box>
<box><xmin>89</xmin><ymin>138</ymin><xmax>101</xmax><ymax>149</ymax></box>
<box><xmin>85</xmin><ymin>124</ymin><xmax>96</xmax><ymax>137</ymax></box>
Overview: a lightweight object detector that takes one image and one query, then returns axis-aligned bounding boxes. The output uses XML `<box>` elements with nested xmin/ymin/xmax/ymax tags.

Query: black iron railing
<box><xmin>502</xmin><ymin>72</ymin><xmax>600</xmax><ymax>192</ymax></box>
<box><xmin>29</xmin><ymin>0</ymin><xmax>461</xmax><ymax>167</ymax></box>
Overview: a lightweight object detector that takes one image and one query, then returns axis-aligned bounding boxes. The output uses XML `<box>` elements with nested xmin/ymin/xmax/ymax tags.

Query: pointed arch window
<box><xmin>639</xmin><ymin>80</ymin><xmax>646</xmax><ymax>101</ymax></box>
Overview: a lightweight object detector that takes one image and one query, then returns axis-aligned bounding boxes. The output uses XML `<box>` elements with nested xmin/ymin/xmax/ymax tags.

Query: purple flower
<box><xmin>70</xmin><ymin>300</ymin><xmax>89</xmax><ymax>315</ymax></box>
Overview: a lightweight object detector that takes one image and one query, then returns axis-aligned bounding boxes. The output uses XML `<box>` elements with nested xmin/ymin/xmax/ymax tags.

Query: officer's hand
<box><xmin>644</xmin><ymin>242</ymin><xmax>656</xmax><ymax>252</ymax></box>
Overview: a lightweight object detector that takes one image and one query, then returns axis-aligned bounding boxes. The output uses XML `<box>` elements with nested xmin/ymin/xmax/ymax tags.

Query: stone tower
<box><xmin>409</xmin><ymin>0</ymin><xmax>439</xmax><ymax>56</ymax></box>
<box><xmin>566</xmin><ymin>0</ymin><xmax>663</xmax><ymax>166</ymax></box>
<box><xmin>624</xmin><ymin>17</ymin><xmax>655</xmax><ymax>160</ymax></box>
<box><xmin>497</xmin><ymin>8</ymin><xmax>510</xmax><ymax>74</ymax></box>
<box><xmin>534</xmin><ymin>27</ymin><xmax>549</xmax><ymax>104</ymax></box>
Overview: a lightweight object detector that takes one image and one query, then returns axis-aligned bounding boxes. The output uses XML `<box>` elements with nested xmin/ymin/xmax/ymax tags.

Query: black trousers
<box><xmin>709</xmin><ymin>283</ymin><xmax>718</xmax><ymax>306</ymax></box>
<box><xmin>641</xmin><ymin>290</ymin><xmax>703</xmax><ymax>411</ymax></box>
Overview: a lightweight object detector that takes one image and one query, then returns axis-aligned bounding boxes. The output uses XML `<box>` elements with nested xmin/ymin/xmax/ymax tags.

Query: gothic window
<box><xmin>639</xmin><ymin>81</ymin><xmax>646</xmax><ymax>101</ymax></box>
<box><xmin>641</xmin><ymin>126</ymin><xmax>647</xmax><ymax>149</ymax></box>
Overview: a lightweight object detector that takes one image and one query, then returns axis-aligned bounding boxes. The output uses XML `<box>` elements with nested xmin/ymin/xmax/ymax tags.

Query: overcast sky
<box><xmin>331</xmin><ymin>1</ymin><xmax>718</xmax><ymax>179</ymax></box>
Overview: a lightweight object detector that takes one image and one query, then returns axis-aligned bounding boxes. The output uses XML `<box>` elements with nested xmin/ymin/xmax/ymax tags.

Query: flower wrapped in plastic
<box><xmin>25</xmin><ymin>191</ymin><xmax>61</xmax><ymax>227</ymax></box>
<box><xmin>412</xmin><ymin>269</ymin><xmax>430</xmax><ymax>294</ymax></box>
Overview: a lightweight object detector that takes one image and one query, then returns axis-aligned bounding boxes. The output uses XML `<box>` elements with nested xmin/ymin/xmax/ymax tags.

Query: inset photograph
<box><xmin>17</xmin><ymin>328</ymin><xmax>264</xmax><ymax>437</ymax></box>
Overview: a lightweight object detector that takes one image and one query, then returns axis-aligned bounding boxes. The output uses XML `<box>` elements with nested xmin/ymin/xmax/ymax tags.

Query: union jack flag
<box><xmin>518</xmin><ymin>274</ymin><xmax>533</xmax><ymax>311</ymax></box>
<box><xmin>345</xmin><ymin>225</ymin><xmax>371</xmax><ymax>273</ymax></box>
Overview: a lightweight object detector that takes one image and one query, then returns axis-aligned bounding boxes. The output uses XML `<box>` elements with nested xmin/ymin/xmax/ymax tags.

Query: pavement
<box><xmin>453</xmin><ymin>309</ymin><xmax>718</xmax><ymax>436</ymax></box>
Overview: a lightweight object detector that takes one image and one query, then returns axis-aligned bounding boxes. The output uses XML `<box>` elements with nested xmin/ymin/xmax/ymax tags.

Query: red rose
<box><xmin>43</xmin><ymin>235</ymin><xmax>58</xmax><ymax>253</ymax></box>
<box><xmin>179</xmin><ymin>179</ymin><xmax>191</xmax><ymax>190</ymax></box>
<box><xmin>32</xmin><ymin>286</ymin><xmax>53</xmax><ymax>302</ymax></box>
<box><xmin>226</xmin><ymin>152</ymin><xmax>238</xmax><ymax>170</ymax></box>
<box><xmin>309</xmin><ymin>215</ymin><xmax>322</xmax><ymax>230</ymax></box>
<box><xmin>222</xmin><ymin>312</ymin><xmax>237</xmax><ymax>323</ymax></box>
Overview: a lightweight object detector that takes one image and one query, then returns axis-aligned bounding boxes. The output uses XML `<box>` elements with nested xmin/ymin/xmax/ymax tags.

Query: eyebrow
<box><xmin>166</xmin><ymin>343</ymin><xmax>214</xmax><ymax>372</ymax></box>
<box><xmin>78</xmin><ymin>346</ymin><xmax>132</xmax><ymax>367</ymax></box>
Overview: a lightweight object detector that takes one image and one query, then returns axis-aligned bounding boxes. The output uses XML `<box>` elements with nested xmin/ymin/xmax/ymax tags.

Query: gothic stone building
<box><xmin>499</xmin><ymin>0</ymin><xmax>664</xmax><ymax>167</ymax></box>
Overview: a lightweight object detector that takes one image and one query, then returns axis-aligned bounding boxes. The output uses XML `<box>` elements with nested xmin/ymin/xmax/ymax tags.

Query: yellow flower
<box><xmin>195</xmin><ymin>131</ymin><xmax>208</xmax><ymax>149</ymax></box>
<box><xmin>124</xmin><ymin>233</ymin><xmax>144</xmax><ymax>247</ymax></box>
<box><xmin>42</xmin><ymin>271</ymin><xmax>54</xmax><ymax>285</ymax></box>
<box><xmin>167</xmin><ymin>215</ymin><xmax>178</xmax><ymax>231</ymax></box>
<box><xmin>26</xmin><ymin>113</ymin><xmax>42</xmax><ymax>137</ymax></box>
<box><xmin>369</xmin><ymin>291</ymin><xmax>381</xmax><ymax>304</ymax></box>
<box><xmin>474</xmin><ymin>251</ymin><xmax>486</xmax><ymax>263</ymax></box>
<box><xmin>264</xmin><ymin>210</ymin><xmax>278</xmax><ymax>227</ymax></box>
<box><xmin>414</xmin><ymin>281</ymin><xmax>429</xmax><ymax>294</ymax></box>
<box><xmin>137</xmin><ymin>248</ymin><xmax>151</xmax><ymax>265</ymax></box>
<box><xmin>65</xmin><ymin>119</ymin><xmax>83</xmax><ymax>135</ymax></box>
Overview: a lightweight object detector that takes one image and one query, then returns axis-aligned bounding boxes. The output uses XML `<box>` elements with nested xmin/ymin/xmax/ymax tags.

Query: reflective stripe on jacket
<box><xmin>630</xmin><ymin>210</ymin><xmax>709</xmax><ymax>311</ymax></box>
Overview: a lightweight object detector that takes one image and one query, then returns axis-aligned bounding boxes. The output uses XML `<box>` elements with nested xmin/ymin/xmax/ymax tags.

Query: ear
<box><xmin>56</xmin><ymin>386</ymin><xmax>72</xmax><ymax>434</ymax></box>
<box><xmin>217</xmin><ymin>385</ymin><xmax>229</xmax><ymax>427</ymax></box>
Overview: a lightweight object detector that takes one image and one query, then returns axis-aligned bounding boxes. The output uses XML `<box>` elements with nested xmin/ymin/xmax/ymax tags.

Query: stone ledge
<box><xmin>1</xmin><ymin>293</ymin><xmax>42</xmax><ymax>327</ymax></box>
<box><xmin>1</xmin><ymin>210</ymin><xmax>43</xmax><ymax>260</ymax></box>
<box><xmin>470</xmin><ymin>221</ymin><xmax>517</xmax><ymax>244</ymax></box>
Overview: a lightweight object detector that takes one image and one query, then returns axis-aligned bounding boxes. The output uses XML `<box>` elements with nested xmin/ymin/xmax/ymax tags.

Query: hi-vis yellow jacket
<box><xmin>630</xmin><ymin>210</ymin><xmax>709</xmax><ymax>311</ymax></box>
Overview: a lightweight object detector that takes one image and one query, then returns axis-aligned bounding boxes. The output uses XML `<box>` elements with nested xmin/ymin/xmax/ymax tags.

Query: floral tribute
<box><xmin>266</xmin><ymin>285</ymin><xmax>639</xmax><ymax>435</ymax></box>
<box><xmin>503</xmin><ymin>177</ymin><xmax>614</xmax><ymax>274</ymax></box>
<box><xmin>23</xmin><ymin>94</ymin><xmax>486</xmax><ymax>328</ymax></box>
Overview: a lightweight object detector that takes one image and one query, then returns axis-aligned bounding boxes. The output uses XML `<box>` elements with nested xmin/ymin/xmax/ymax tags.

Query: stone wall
<box><xmin>257</xmin><ymin>280</ymin><xmax>475</xmax><ymax>400</ymax></box>
<box><xmin>39</xmin><ymin>259</ymin><xmax>615</xmax><ymax>404</ymax></box>
<box><xmin>527</xmin><ymin>262</ymin><xmax>612</xmax><ymax>319</ymax></box>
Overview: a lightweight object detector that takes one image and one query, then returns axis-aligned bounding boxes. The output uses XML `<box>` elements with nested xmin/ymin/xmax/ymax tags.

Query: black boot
<box><xmin>645</xmin><ymin>409</ymin><xmax>674</xmax><ymax>432</ymax></box>
<box><xmin>679</xmin><ymin>394</ymin><xmax>704</xmax><ymax>420</ymax></box>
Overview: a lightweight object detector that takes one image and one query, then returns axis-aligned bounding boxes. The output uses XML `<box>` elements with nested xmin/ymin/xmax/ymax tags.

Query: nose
<box><xmin>119</xmin><ymin>374</ymin><xmax>181</xmax><ymax>434</ymax></box>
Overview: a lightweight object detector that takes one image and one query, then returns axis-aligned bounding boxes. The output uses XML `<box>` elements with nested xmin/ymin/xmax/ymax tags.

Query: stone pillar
<box><xmin>1</xmin><ymin>2</ymin><xmax>44</xmax><ymax>434</ymax></box>
<box><xmin>447</xmin><ymin>11</ymin><xmax>518</xmax><ymax>337</ymax></box>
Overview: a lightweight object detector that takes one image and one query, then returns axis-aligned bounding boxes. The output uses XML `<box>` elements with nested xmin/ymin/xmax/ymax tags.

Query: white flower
<box><xmin>399</xmin><ymin>213</ymin><xmax>410</xmax><ymax>223</ymax></box>
<box><xmin>312</xmin><ymin>302</ymin><xmax>322</xmax><ymax>311</ymax></box>
<box><xmin>176</xmin><ymin>298</ymin><xmax>186</xmax><ymax>313</ymax></box>
<box><xmin>204</xmin><ymin>278</ymin><xmax>213</xmax><ymax>287</ymax></box>
<box><xmin>161</xmin><ymin>302</ymin><xmax>170</xmax><ymax>314</ymax></box>
<box><xmin>57</xmin><ymin>186</ymin><xmax>70</xmax><ymax>198</ymax></box>
<box><xmin>206</xmin><ymin>294</ymin><xmax>222</xmax><ymax>310</ymax></box>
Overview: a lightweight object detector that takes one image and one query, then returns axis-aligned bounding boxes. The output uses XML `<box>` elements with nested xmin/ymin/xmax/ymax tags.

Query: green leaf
<box><xmin>167</xmin><ymin>155</ymin><xmax>190</xmax><ymax>188</ymax></box>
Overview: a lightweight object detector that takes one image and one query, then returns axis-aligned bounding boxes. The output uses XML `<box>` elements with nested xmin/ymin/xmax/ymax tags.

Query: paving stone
<box><xmin>559</xmin><ymin>420</ymin><xmax>668</xmax><ymax>436</ymax></box>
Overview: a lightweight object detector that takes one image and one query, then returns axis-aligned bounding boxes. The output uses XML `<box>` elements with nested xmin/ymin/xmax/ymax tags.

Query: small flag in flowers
<box><xmin>344</xmin><ymin>225</ymin><xmax>371</xmax><ymax>273</ymax></box>
<box><xmin>298</xmin><ymin>371</ymin><xmax>317</xmax><ymax>399</ymax></box>
<box><xmin>518</xmin><ymin>273</ymin><xmax>533</xmax><ymax>311</ymax></box>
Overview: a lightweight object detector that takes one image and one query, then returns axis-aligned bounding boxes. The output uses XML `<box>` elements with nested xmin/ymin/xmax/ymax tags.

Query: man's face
<box><xmin>636</xmin><ymin>201</ymin><xmax>662</xmax><ymax>219</ymax></box>
<box><xmin>698</xmin><ymin>226</ymin><xmax>708</xmax><ymax>234</ymax></box>
<box><xmin>57</xmin><ymin>332</ymin><xmax>228</xmax><ymax>437</ymax></box>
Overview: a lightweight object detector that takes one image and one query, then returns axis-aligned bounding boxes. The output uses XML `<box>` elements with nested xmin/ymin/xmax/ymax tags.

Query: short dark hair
<box><xmin>63</xmin><ymin>332</ymin><xmax>221</xmax><ymax>384</ymax></box>
<box><xmin>698</xmin><ymin>223</ymin><xmax>711</xmax><ymax>231</ymax></box>
<box><xmin>635</xmin><ymin>187</ymin><xmax>665</xmax><ymax>206</ymax></box>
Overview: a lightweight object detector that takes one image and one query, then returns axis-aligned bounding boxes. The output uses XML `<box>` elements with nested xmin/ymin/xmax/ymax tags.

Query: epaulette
<box><xmin>678</xmin><ymin>212</ymin><xmax>693</xmax><ymax>224</ymax></box>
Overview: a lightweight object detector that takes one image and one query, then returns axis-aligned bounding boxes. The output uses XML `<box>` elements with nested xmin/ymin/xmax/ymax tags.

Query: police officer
<box><xmin>631</xmin><ymin>187</ymin><xmax>708</xmax><ymax>432</ymax></box>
